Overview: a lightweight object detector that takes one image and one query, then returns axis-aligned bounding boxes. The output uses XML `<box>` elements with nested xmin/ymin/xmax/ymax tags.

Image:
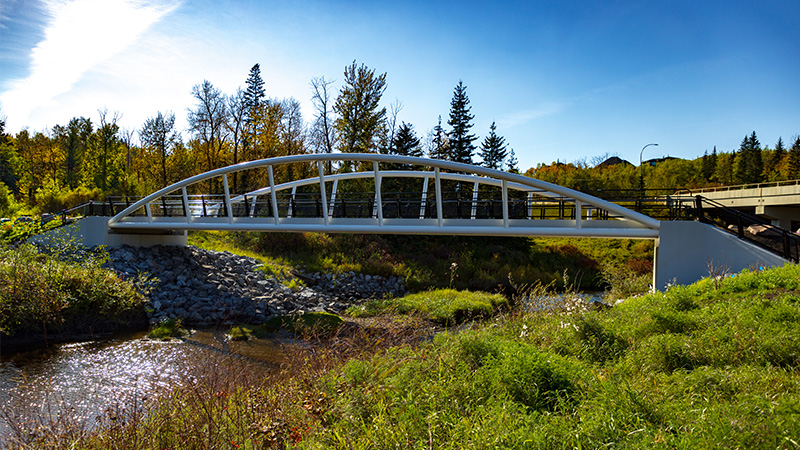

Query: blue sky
<box><xmin>1</xmin><ymin>0</ymin><xmax>798</xmax><ymax>171</ymax></box>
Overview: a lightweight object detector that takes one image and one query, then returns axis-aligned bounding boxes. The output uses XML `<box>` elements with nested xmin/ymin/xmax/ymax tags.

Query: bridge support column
<box><xmin>653</xmin><ymin>221</ymin><xmax>787</xmax><ymax>290</ymax></box>
<box><xmin>755</xmin><ymin>205</ymin><xmax>800</xmax><ymax>231</ymax></box>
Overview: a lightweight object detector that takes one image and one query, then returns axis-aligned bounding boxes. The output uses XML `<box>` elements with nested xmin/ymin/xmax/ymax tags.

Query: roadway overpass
<box><xmin>676</xmin><ymin>180</ymin><xmax>800</xmax><ymax>230</ymax></box>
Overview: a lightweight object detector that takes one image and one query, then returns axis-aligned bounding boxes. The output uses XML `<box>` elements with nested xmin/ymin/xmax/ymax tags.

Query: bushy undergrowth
<box><xmin>146</xmin><ymin>318</ymin><xmax>189</xmax><ymax>340</ymax></box>
<box><xmin>1</xmin><ymin>217</ymin><xmax>64</xmax><ymax>244</ymax></box>
<box><xmin>0</xmin><ymin>243</ymin><xmax>147</xmax><ymax>342</ymax></box>
<box><xmin>9</xmin><ymin>264</ymin><xmax>799</xmax><ymax>449</ymax></box>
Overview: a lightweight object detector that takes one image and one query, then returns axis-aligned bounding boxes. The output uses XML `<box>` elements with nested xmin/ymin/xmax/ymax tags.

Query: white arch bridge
<box><xmin>108</xmin><ymin>154</ymin><xmax>659</xmax><ymax>238</ymax></box>
<box><xmin>81</xmin><ymin>154</ymin><xmax>785</xmax><ymax>289</ymax></box>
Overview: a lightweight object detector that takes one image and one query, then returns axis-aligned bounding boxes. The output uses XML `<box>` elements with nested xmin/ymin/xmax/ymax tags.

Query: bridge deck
<box><xmin>108</xmin><ymin>155</ymin><xmax>660</xmax><ymax>239</ymax></box>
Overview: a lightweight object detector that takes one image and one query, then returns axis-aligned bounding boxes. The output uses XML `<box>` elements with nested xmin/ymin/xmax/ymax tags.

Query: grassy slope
<box><xmin>191</xmin><ymin>231</ymin><xmax>654</xmax><ymax>291</ymax></box>
<box><xmin>296</xmin><ymin>265</ymin><xmax>800</xmax><ymax>448</ymax></box>
<box><xmin>36</xmin><ymin>264</ymin><xmax>799</xmax><ymax>449</ymax></box>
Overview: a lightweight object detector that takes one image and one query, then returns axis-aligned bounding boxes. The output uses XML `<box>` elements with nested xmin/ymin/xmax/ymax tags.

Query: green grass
<box><xmin>191</xmin><ymin>230</ymin><xmax>652</xmax><ymax>291</ymax></box>
<box><xmin>7</xmin><ymin>264</ymin><xmax>800</xmax><ymax>448</ymax></box>
<box><xmin>262</xmin><ymin>311</ymin><xmax>345</xmax><ymax>337</ymax></box>
<box><xmin>146</xmin><ymin>318</ymin><xmax>189</xmax><ymax>340</ymax></box>
<box><xmin>0</xmin><ymin>216</ymin><xmax>65</xmax><ymax>244</ymax></box>
<box><xmin>347</xmin><ymin>289</ymin><xmax>509</xmax><ymax>326</ymax></box>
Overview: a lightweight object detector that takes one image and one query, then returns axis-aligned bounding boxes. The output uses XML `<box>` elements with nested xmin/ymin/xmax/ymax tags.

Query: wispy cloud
<box><xmin>0</xmin><ymin>0</ymin><xmax>180</xmax><ymax>128</ymax></box>
<box><xmin>496</xmin><ymin>101</ymin><xmax>568</xmax><ymax>129</ymax></box>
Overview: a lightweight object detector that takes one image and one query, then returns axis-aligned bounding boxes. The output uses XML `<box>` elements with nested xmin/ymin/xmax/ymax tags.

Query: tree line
<box><xmin>1</xmin><ymin>60</ymin><xmax>797</xmax><ymax>216</ymax></box>
<box><xmin>530</xmin><ymin>131</ymin><xmax>800</xmax><ymax>194</ymax></box>
<box><xmin>0</xmin><ymin>61</ymin><xmax>519</xmax><ymax>216</ymax></box>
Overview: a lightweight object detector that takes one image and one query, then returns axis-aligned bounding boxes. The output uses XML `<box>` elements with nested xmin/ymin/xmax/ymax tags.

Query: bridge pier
<box><xmin>755</xmin><ymin>205</ymin><xmax>800</xmax><ymax>230</ymax></box>
<box><xmin>653</xmin><ymin>221</ymin><xmax>787</xmax><ymax>290</ymax></box>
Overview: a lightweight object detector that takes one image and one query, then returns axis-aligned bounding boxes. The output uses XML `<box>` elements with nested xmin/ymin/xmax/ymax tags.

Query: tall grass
<box><xmin>193</xmin><ymin>231</ymin><xmax>652</xmax><ymax>291</ymax></box>
<box><xmin>4</xmin><ymin>264</ymin><xmax>798</xmax><ymax>448</ymax></box>
<box><xmin>0</xmin><ymin>243</ymin><xmax>147</xmax><ymax>344</ymax></box>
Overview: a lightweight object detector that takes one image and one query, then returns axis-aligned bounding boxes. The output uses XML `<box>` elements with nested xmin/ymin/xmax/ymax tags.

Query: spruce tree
<box><xmin>244</xmin><ymin>63</ymin><xmax>266</xmax><ymax>112</ymax></box>
<box><xmin>446</xmin><ymin>81</ymin><xmax>477</xmax><ymax>164</ymax></box>
<box><xmin>734</xmin><ymin>131</ymin><xmax>763</xmax><ymax>184</ymax></box>
<box><xmin>701</xmin><ymin>147</ymin><xmax>717</xmax><ymax>181</ymax></box>
<box><xmin>478</xmin><ymin>121</ymin><xmax>507</xmax><ymax>170</ymax></box>
<box><xmin>765</xmin><ymin>137</ymin><xmax>786</xmax><ymax>180</ymax></box>
<box><xmin>506</xmin><ymin>149</ymin><xmax>519</xmax><ymax>173</ymax></box>
<box><xmin>392</xmin><ymin>122</ymin><xmax>422</xmax><ymax>158</ymax></box>
<box><xmin>788</xmin><ymin>137</ymin><xmax>800</xmax><ymax>179</ymax></box>
<box><xmin>428</xmin><ymin>115</ymin><xmax>448</xmax><ymax>159</ymax></box>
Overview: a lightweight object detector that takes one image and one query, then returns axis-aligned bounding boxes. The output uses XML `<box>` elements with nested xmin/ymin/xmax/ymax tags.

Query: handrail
<box><xmin>104</xmin><ymin>154</ymin><xmax>661</xmax><ymax>238</ymax></box>
<box><xmin>678</xmin><ymin>195</ymin><xmax>800</xmax><ymax>262</ymax></box>
<box><xmin>674</xmin><ymin>178</ymin><xmax>800</xmax><ymax>196</ymax></box>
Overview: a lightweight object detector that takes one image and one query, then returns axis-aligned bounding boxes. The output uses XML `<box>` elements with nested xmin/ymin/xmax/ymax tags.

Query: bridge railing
<box><xmin>105</xmin><ymin>154</ymin><xmax>660</xmax><ymax>238</ymax></box>
<box><xmin>674</xmin><ymin>178</ymin><xmax>800</xmax><ymax>195</ymax></box>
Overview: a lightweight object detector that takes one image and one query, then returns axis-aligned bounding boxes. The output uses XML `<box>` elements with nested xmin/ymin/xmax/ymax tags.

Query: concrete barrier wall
<box><xmin>654</xmin><ymin>221</ymin><xmax>788</xmax><ymax>290</ymax></box>
<box><xmin>30</xmin><ymin>217</ymin><xmax>187</xmax><ymax>248</ymax></box>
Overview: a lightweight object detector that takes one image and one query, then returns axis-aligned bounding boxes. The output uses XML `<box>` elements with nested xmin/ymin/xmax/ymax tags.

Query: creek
<box><xmin>0</xmin><ymin>329</ymin><xmax>298</xmax><ymax>442</ymax></box>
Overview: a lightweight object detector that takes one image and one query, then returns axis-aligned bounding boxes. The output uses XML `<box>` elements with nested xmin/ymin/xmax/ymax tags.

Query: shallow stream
<box><xmin>0</xmin><ymin>330</ymin><xmax>295</xmax><ymax>442</ymax></box>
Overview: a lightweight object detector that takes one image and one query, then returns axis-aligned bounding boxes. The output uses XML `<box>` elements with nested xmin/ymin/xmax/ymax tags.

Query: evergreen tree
<box><xmin>244</xmin><ymin>63</ymin><xmax>266</xmax><ymax>112</ymax></box>
<box><xmin>700</xmin><ymin>146</ymin><xmax>717</xmax><ymax>181</ymax></box>
<box><xmin>788</xmin><ymin>137</ymin><xmax>800</xmax><ymax>179</ymax></box>
<box><xmin>446</xmin><ymin>81</ymin><xmax>477</xmax><ymax>164</ymax></box>
<box><xmin>428</xmin><ymin>115</ymin><xmax>449</xmax><ymax>159</ymax></box>
<box><xmin>764</xmin><ymin>137</ymin><xmax>786</xmax><ymax>180</ymax></box>
<box><xmin>506</xmin><ymin>149</ymin><xmax>519</xmax><ymax>173</ymax></box>
<box><xmin>333</xmin><ymin>61</ymin><xmax>387</xmax><ymax>154</ymax></box>
<box><xmin>733</xmin><ymin>131</ymin><xmax>763</xmax><ymax>184</ymax></box>
<box><xmin>392</xmin><ymin>122</ymin><xmax>422</xmax><ymax>158</ymax></box>
<box><xmin>477</xmin><ymin>121</ymin><xmax>507</xmax><ymax>170</ymax></box>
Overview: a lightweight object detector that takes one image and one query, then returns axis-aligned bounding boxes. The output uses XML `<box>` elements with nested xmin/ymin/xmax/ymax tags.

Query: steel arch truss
<box><xmin>108</xmin><ymin>154</ymin><xmax>660</xmax><ymax>238</ymax></box>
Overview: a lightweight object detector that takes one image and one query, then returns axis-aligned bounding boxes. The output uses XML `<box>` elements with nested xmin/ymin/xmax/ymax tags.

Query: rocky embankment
<box><xmin>104</xmin><ymin>245</ymin><xmax>407</xmax><ymax>328</ymax></box>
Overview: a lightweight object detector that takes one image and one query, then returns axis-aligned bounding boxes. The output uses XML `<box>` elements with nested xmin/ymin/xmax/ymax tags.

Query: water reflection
<box><xmin>0</xmin><ymin>330</ymin><xmax>290</xmax><ymax>442</ymax></box>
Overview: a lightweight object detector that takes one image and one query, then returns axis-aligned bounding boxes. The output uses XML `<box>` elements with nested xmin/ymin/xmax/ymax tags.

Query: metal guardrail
<box><xmin>674</xmin><ymin>178</ymin><xmax>800</xmax><ymax>195</ymax></box>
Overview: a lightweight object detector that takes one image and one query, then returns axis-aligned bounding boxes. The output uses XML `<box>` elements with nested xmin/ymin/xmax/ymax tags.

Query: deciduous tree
<box><xmin>334</xmin><ymin>61</ymin><xmax>387</xmax><ymax>155</ymax></box>
<box><xmin>140</xmin><ymin>111</ymin><xmax>179</xmax><ymax>188</ymax></box>
<box><xmin>310</xmin><ymin>76</ymin><xmax>337</xmax><ymax>156</ymax></box>
<box><xmin>84</xmin><ymin>110</ymin><xmax>124</xmax><ymax>192</ymax></box>
<box><xmin>188</xmin><ymin>80</ymin><xmax>229</xmax><ymax>177</ymax></box>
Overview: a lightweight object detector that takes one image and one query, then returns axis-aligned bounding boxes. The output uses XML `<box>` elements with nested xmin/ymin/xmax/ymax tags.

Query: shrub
<box><xmin>350</xmin><ymin>289</ymin><xmax>508</xmax><ymax>326</ymax></box>
<box><xmin>0</xmin><ymin>244</ymin><xmax>145</xmax><ymax>340</ymax></box>
<box><xmin>147</xmin><ymin>318</ymin><xmax>189</xmax><ymax>340</ymax></box>
<box><xmin>34</xmin><ymin>182</ymin><xmax>103</xmax><ymax>213</ymax></box>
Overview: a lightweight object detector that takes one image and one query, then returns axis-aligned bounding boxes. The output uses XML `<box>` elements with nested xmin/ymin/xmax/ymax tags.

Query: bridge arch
<box><xmin>108</xmin><ymin>154</ymin><xmax>660</xmax><ymax>239</ymax></box>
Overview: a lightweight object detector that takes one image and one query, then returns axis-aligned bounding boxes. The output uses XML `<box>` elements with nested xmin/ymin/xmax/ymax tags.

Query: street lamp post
<box><xmin>639</xmin><ymin>143</ymin><xmax>659</xmax><ymax>197</ymax></box>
